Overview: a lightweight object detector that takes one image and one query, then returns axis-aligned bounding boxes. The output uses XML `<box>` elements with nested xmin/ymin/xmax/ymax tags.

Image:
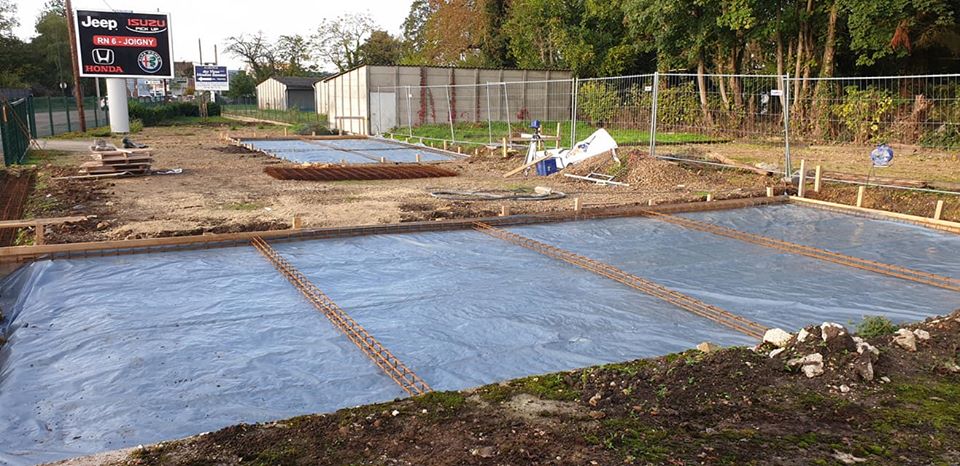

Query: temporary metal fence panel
<box><xmin>221</xmin><ymin>96</ymin><xmax>326</xmax><ymax>126</ymax></box>
<box><xmin>787</xmin><ymin>74</ymin><xmax>960</xmax><ymax>182</ymax></box>
<box><xmin>1</xmin><ymin>97</ymin><xmax>33</xmax><ymax>165</ymax></box>
<box><xmin>35</xmin><ymin>96</ymin><xmax>108</xmax><ymax>137</ymax></box>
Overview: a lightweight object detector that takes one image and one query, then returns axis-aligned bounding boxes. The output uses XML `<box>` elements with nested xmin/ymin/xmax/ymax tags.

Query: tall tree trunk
<box><xmin>717</xmin><ymin>53</ymin><xmax>730</xmax><ymax>110</ymax></box>
<box><xmin>730</xmin><ymin>34</ymin><xmax>745</xmax><ymax>111</ymax></box>
<box><xmin>812</xmin><ymin>1</ymin><xmax>839</xmax><ymax>136</ymax></box>
<box><xmin>776</xmin><ymin>5</ymin><xmax>787</xmax><ymax>109</ymax></box>
<box><xmin>697</xmin><ymin>57</ymin><xmax>714</xmax><ymax>128</ymax></box>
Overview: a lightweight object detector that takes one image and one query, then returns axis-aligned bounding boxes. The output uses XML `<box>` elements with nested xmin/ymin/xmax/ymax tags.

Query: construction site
<box><xmin>1</xmin><ymin>6</ymin><xmax>959</xmax><ymax>462</ymax></box>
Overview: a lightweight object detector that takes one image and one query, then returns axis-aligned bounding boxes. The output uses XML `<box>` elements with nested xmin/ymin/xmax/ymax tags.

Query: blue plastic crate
<box><xmin>536</xmin><ymin>158</ymin><xmax>558</xmax><ymax>176</ymax></box>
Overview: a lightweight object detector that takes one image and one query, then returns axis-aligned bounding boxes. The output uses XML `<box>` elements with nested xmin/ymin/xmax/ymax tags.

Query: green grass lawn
<box><xmin>385</xmin><ymin>121</ymin><xmax>727</xmax><ymax>147</ymax></box>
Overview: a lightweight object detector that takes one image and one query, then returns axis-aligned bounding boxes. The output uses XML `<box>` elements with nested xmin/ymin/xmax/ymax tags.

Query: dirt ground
<box><xmin>26</xmin><ymin>124</ymin><xmax>785</xmax><ymax>244</ymax></box>
<box><xmin>97</xmin><ymin>310</ymin><xmax>960</xmax><ymax>466</ymax></box>
<box><xmin>670</xmin><ymin>140</ymin><xmax>960</xmax><ymax>186</ymax></box>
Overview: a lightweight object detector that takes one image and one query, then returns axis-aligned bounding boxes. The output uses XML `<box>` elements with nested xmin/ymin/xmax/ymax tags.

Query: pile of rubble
<box><xmin>755</xmin><ymin>315</ymin><xmax>957</xmax><ymax>389</ymax></box>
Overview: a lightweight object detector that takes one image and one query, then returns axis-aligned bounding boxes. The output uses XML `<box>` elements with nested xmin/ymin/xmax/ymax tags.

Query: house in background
<box><xmin>256</xmin><ymin>77</ymin><xmax>322</xmax><ymax>112</ymax></box>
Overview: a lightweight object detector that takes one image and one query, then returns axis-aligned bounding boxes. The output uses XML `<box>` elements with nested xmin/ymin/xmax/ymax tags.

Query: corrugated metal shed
<box><xmin>257</xmin><ymin>76</ymin><xmax>322</xmax><ymax>112</ymax></box>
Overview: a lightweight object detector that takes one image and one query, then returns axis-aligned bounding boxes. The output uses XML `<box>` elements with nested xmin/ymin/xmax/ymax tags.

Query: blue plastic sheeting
<box><xmin>681</xmin><ymin>204</ymin><xmax>960</xmax><ymax>277</ymax></box>
<box><xmin>510</xmin><ymin>213</ymin><xmax>959</xmax><ymax>330</ymax></box>
<box><xmin>242</xmin><ymin>139</ymin><xmax>454</xmax><ymax>164</ymax></box>
<box><xmin>0</xmin><ymin>248</ymin><xmax>404</xmax><ymax>466</ymax></box>
<box><xmin>361</xmin><ymin>148</ymin><xmax>452</xmax><ymax>163</ymax></box>
<box><xmin>275</xmin><ymin>231</ymin><xmax>756</xmax><ymax>391</ymax></box>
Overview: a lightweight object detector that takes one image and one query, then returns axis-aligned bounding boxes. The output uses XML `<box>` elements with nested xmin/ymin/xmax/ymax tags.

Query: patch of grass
<box><xmin>600</xmin><ymin>360</ymin><xmax>649</xmax><ymax>377</ymax></box>
<box><xmin>156</xmin><ymin>116</ymin><xmax>234</xmax><ymax>126</ymax></box>
<box><xmin>476</xmin><ymin>384</ymin><xmax>514</xmax><ymax>403</ymax></box>
<box><xmin>855</xmin><ymin>315</ymin><xmax>899</xmax><ymax>338</ymax></box>
<box><xmin>223</xmin><ymin>202</ymin><xmax>262</xmax><ymax>211</ymax></box>
<box><xmin>516</xmin><ymin>373</ymin><xmax>579</xmax><ymax>401</ymax></box>
<box><xmin>413</xmin><ymin>391</ymin><xmax>467</xmax><ymax>411</ymax></box>
<box><xmin>251</xmin><ymin>445</ymin><xmax>299</xmax><ymax>466</ymax></box>
<box><xmin>389</xmin><ymin>121</ymin><xmax>727</xmax><ymax>147</ymax></box>
<box><xmin>606</xmin><ymin>154</ymin><xmax>632</xmax><ymax>178</ymax></box>
<box><xmin>51</xmin><ymin>125</ymin><xmax>114</xmax><ymax>139</ymax></box>
<box><xmin>596</xmin><ymin>416</ymin><xmax>671</xmax><ymax>462</ymax></box>
<box><xmin>22</xmin><ymin>149</ymin><xmax>70</xmax><ymax>166</ymax></box>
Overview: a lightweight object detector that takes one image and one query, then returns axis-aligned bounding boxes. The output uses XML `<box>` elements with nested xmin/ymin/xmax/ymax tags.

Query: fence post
<box><xmin>406</xmin><ymin>86</ymin><xmax>413</xmax><ymax>138</ymax></box>
<box><xmin>485</xmin><ymin>83</ymin><xmax>493</xmax><ymax>145</ymax></box>
<box><xmin>1</xmin><ymin>104</ymin><xmax>9</xmax><ymax>164</ymax></box>
<box><xmin>47</xmin><ymin>96</ymin><xmax>54</xmax><ymax>137</ymax></box>
<box><xmin>570</xmin><ymin>78</ymin><xmax>578</xmax><ymax>148</ymax></box>
<box><xmin>64</xmin><ymin>95</ymin><xmax>72</xmax><ymax>133</ymax></box>
<box><xmin>93</xmin><ymin>98</ymin><xmax>99</xmax><ymax>128</ymax></box>
<box><xmin>502</xmin><ymin>83</ymin><xmax>512</xmax><ymax>141</ymax></box>
<box><xmin>649</xmin><ymin>72</ymin><xmax>660</xmax><ymax>158</ymax></box>
<box><xmin>782</xmin><ymin>74</ymin><xmax>793</xmax><ymax>180</ymax></box>
<box><xmin>445</xmin><ymin>85</ymin><xmax>455</xmax><ymax>142</ymax></box>
<box><xmin>27</xmin><ymin>96</ymin><xmax>37</xmax><ymax>139</ymax></box>
<box><xmin>376</xmin><ymin>86</ymin><xmax>383</xmax><ymax>136</ymax></box>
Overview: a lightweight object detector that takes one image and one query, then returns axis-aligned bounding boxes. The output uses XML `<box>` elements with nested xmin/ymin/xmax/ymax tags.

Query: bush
<box><xmin>831</xmin><ymin>86</ymin><xmax>895</xmax><ymax>144</ymax></box>
<box><xmin>856</xmin><ymin>315</ymin><xmax>898</xmax><ymax>338</ymax></box>
<box><xmin>578</xmin><ymin>81</ymin><xmax>619</xmax><ymax>125</ymax></box>
<box><xmin>127</xmin><ymin>100</ymin><xmax>222</xmax><ymax>126</ymax></box>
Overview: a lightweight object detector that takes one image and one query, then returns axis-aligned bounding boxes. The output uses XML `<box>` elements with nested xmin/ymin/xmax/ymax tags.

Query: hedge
<box><xmin>127</xmin><ymin>101</ymin><xmax>222</xmax><ymax>126</ymax></box>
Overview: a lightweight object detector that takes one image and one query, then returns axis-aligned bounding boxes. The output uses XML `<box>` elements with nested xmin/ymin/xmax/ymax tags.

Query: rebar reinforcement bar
<box><xmin>474</xmin><ymin>223</ymin><xmax>768</xmax><ymax>339</ymax></box>
<box><xmin>251</xmin><ymin>236</ymin><xmax>432</xmax><ymax>396</ymax></box>
<box><xmin>644</xmin><ymin>212</ymin><xmax>960</xmax><ymax>293</ymax></box>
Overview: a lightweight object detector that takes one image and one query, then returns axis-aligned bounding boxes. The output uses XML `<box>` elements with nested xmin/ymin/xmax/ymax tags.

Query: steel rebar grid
<box><xmin>644</xmin><ymin>212</ymin><xmax>960</xmax><ymax>293</ymax></box>
<box><xmin>473</xmin><ymin>223</ymin><xmax>768</xmax><ymax>339</ymax></box>
<box><xmin>251</xmin><ymin>236</ymin><xmax>432</xmax><ymax>396</ymax></box>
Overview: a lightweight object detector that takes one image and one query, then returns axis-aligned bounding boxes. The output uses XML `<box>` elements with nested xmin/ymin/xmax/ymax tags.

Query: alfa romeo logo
<box><xmin>137</xmin><ymin>50</ymin><xmax>162</xmax><ymax>73</ymax></box>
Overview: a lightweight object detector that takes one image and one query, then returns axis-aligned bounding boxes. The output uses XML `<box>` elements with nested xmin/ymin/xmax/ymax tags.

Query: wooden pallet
<box><xmin>79</xmin><ymin>150</ymin><xmax>154</xmax><ymax>175</ymax></box>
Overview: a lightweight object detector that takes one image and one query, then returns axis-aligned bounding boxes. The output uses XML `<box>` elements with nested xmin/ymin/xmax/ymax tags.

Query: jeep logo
<box><xmin>80</xmin><ymin>16</ymin><xmax>118</xmax><ymax>30</ymax></box>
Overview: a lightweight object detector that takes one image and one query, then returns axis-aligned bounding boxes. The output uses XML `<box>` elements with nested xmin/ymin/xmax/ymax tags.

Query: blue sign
<box><xmin>870</xmin><ymin>144</ymin><xmax>894</xmax><ymax>168</ymax></box>
<box><xmin>194</xmin><ymin>65</ymin><xmax>229</xmax><ymax>91</ymax></box>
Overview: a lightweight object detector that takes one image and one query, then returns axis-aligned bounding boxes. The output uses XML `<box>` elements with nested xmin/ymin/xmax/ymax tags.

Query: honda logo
<box><xmin>92</xmin><ymin>48</ymin><xmax>115</xmax><ymax>65</ymax></box>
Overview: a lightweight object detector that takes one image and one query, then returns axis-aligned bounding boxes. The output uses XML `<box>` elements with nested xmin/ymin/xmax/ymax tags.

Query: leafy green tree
<box><xmin>360</xmin><ymin>30</ymin><xmax>403</xmax><ymax>65</ymax></box>
<box><xmin>227</xmin><ymin>71</ymin><xmax>257</xmax><ymax>99</ymax></box>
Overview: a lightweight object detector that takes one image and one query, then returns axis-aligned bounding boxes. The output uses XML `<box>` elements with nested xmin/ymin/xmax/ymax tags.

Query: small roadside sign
<box><xmin>195</xmin><ymin>65</ymin><xmax>230</xmax><ymax>91</ymax></box>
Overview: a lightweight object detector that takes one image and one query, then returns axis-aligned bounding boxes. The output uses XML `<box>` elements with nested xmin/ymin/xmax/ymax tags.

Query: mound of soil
<box><xmin>111</xmin><ymin>310</ymin><xmax>960</xmax><ymax>466</ymax></box>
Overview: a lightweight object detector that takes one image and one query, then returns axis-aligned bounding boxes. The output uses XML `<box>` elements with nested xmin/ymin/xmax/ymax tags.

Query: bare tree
<box><xmin>0</xmin><ymin>0</ymin><xmax>18</xmax><ymax>37</ymax></box>
<box><xmin>224</xmin><ymin>32</ymin><xmax>279</xmax><ymax>82</ymax></box>
<box><xmin>313</xmin><ymin>13</ymin><xmax>376</xmax><ymax>72</ymax></box>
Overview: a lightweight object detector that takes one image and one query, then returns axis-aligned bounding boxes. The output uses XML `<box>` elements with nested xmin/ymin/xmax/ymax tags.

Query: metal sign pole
<box><xmin>649</xmin><ymin>72</ymin><xmax>660</xmax><ymax>158</ymax></box>
<box><xmin>107</xmin><ymin>79</ymin><xmax>130</xmax><ymax>133</ymax></box>
<box><xmin>445</xmin><ymin>85</ymin><xmax>455</xmax><ymax>142</ymax></box>
<box><xmin>782</xmin><ymin>74</ymin><xmax>793</xmax><ymax>180</ymax></box>
<box><xmin>485</xmin><ymin>83</ymin><xmax>493</xmax><ymax>145</ymax></box>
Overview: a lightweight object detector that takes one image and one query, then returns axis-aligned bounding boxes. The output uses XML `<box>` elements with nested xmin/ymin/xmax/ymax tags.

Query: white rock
<box><xmin>913</xmin><ymin>329</ymin><xmax>931</xmax><ymax>341</ymax></box>
<box><xmin>769</xmin><ymin>348</ymin><xmax>786</xmax><ymax>359</ymax></box>
<box><xmin>797</xmin><ymin>328</ymin><xmax>811</xmax><ymax>343</ymax></box>
<box><xmin>821</xmin><ymin>322</ymin><xmax>846</xmax><ymax>342</ymax></box>
<box><xmin>697</xmin><ymin>342</ymin><xmax>721</xmax><ymax>353</ymax></box>
<box><xmin>833</xmin><ymin>451</ymin><xmax>867</xmax><ymax>464</ymax></box>
<box><xmin>855</xmin><ymin>339</ymin><xmax>880</xmax><ymax>357</ymax></box>
<box><xmin>787</xmin><ymin>353</ymin><xmax>824</xmax><ymax>378</ymax></box>
<box><xmin>840</xmin><ymin>385</ymin><xmax>851</xmax><ymax>393</ymax></box>
<box><xmin>391</xmin><ymin>410</ymin><xmax>400</xmax><ymax>417</ymax></box>
<box><xmin>893</xmin><ymin>329</ymin><xmax>917</xmax><ymax>352</ymax></box>
<box><xmin>763</xmin><ymin>328</ymin><xmax>793</xmax><ymax>348</ymax></box>
<box><xmin>880</xmin><ymin>376</ymin><xmax>892</xmax><ymax>383</ymax></box>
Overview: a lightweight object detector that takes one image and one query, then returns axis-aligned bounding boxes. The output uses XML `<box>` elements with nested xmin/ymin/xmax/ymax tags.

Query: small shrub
<box><xmin>578</xmin><ymin>81</ymin><xmax>619</xmax><ymax>125</ymax></box>
<box><xmin>856</xmin><ymin>315</ymin><xmax>898</xmax><ymax>338</ymax></box>
<box><xmin>831</xmin><ymin>86</ymin><xmax>895</xmax><ymax>144</ymax></box>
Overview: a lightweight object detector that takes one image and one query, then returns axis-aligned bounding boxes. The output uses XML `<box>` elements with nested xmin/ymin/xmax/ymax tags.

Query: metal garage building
<box><xmin>315</xmin><ymin>65</ymin><xmax>573</xmax><ymax>135</ymax></box>
<box><xmin>257</xmin><ymin>76</ymin><xmax>322</xmax><ymax>112</ymax></box>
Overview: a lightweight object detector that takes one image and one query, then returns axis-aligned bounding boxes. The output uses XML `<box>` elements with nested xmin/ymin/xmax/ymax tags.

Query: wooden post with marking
<box><xmin>766</xmin><ymin>187</ymin><xmax>775</xmax><ymax>197</ymax></box>
<box><xmin>500</xmin><ymin>205</ymin><xmax>510</xmax><ymax>217</ymax></box>
<box><xmin>797</xmin><ymin>159</ymin><xmax>807</xmax><ymax>198</ymax></box>
<box><xmin>415</xmin><ymin>153</ymin><xmax>422</xmax><ymax>163</ymax></box>
<box><xmin>814</xmin><ymin>165</ymin><xmax>822</xmax><ymax>193</ymax></box>
<box><xmin>856</xmin><ymin>186</ymin><xmax>866</xmax><ymax>207</ymax></box>
<box><xmin>291</xmin><ymin>215</ymin><xmax>303</xmax><ymax>230</ymax></box>
<box><xmin>934</xmin><ymin>200</ymin><xmax>945</xmax><ymax>220</ymax></box>
<box><xmin>35</xmin><ymin>223</ymin><xmax>45</xmax><ymax>246</ymax></box>
<box><xmin>443</xmin><ymin>140</ymin><xmax>448</xmax><ymax>151</ymax></box>
<box><xmin>573</xmin><ymin>197</ymin><xmax>582</xmax><ymax>213</ymax></box>
<box><xmin>380</xmin><ymin>156</ymin><xmax>387</xmax><ymax>163</ymax></box>
<box><xmin>502</xmin><ymin>138</ymin><xmax>508</xmax><ymax>158</ymax></box>
<box><xmin>706</xmin><ymin>193</ymin><xmax>713</xmax><ymax>202</ymax></box>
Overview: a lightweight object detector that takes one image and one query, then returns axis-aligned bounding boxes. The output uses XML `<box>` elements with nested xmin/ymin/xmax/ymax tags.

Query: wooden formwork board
<box><xmin>0</xmin><ymin>196</ymin><xmax>788</xmax><ymax>264</ymax></box>
<box><xmin>790</xmin><ymin>197</ymin><xmax>960</xmax><ymax>235</ymax></box>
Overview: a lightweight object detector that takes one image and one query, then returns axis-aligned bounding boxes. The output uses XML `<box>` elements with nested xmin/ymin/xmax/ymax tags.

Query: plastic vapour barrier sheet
<box><xmin>0</xmin><ymin>248</ymin><xmax>404</xmax><ymax>466</ymax></box>
<box><xmin>274</xmin><ymin>231</ymin><xmax>757</xmax><ymax>391</ymax></box>
<box><xmin>243</xmin><ymin>139</ymin><xmax>375</xmax><ymax>164</ymax></box>
<box><xmin>242</xmin><ymin>139</ymin><xmax>454</xmax><ymax>164</ymax></box>
<box><xmin>681</xmin><ymin>204</ymin><xmax>960</xmax><ymax>277</ymax></box>
<box><xmin>510</xmin><ymin>213</ymin><xmax>959</xmax><ymax>330</ymax></box>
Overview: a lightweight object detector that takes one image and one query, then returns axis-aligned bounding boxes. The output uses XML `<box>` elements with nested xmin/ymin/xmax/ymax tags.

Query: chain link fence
<box><xmin>34</xmin><ymin>95</ymin><xmax>109</xmax><ymax>137</ymax></box>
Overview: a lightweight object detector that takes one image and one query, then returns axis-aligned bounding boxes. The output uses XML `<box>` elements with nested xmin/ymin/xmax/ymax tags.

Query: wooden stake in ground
<box><xmin>814</xmin><ymin>165</ymin><xmax>823</xmax><ymax>192</ymax></box>
<box><xmin>502</xmin><ymin>138</ymin><xmax>508</xmax><ymax>158</ymax></box>
<box><xmin>556</xmin><ymin>122</ymin><xmax>562</xmax><ymax>150</ymax></box>
<box><xmin>573</xmin><ymin>197</ymin><xmax>582</xmax><ymax>213</ymax></box>
<box><xmin>856</xmin><ymin>186</ymin><xmax>866</xmax><ymax>207</ymax></box>
<box><xmin>934</xmin><ymin>200</ymin><xmax>945</xmax><ymax>220</ymax></box>
<box><xmin>797</xmin><ymin>159</ymin><xmax>807</xmax><ymax>198</ymax></box>
<box><xmin>767</xmin><ymin>187</ymin><xmax>775</xmax><ymax>197</ymax></box>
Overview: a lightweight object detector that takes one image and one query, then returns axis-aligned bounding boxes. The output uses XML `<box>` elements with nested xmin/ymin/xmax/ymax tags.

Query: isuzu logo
<box><xmin>80</xmin><ymin>16</ymin><xmax>118</xmax><ymax>30</ymax></box>
<box><xmin>126</xmin><ymin>18</ymin><xmax>167</xmax><ymax>34</ymax></box>
<box><xmin>91</xmin><ymin>48</ymin><xmax>114</xmax><ymax>65</ymax></box>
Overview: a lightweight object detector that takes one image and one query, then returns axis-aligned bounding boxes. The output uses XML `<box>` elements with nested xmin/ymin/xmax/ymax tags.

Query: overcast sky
<box><xmin>11</xmin><ymin>0</ymin><xmax>413</xmax><ymax>71</ymax></box>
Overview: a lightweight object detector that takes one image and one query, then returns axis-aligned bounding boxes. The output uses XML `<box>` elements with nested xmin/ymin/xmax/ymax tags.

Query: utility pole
<box><xmin>64</xmin><ymin>0</ymin><xmax>87</xmax><ymax>132</ymax></box>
